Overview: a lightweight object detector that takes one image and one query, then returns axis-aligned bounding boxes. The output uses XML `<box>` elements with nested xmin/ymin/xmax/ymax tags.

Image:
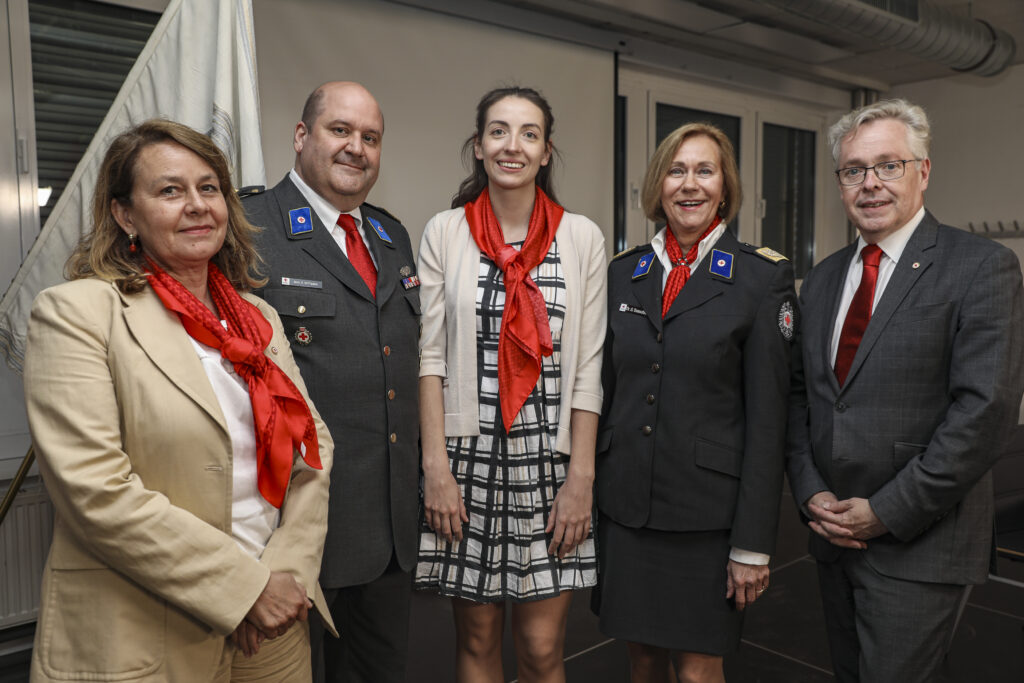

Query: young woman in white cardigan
<box><xmin>415</xmin><ymin>86</ymin><xmax>607</xmax><ymax>682</ymax></box>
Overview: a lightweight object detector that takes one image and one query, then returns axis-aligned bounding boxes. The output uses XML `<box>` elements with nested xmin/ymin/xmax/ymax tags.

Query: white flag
<box><xmin>0</xmin><ymin>0</ymin><xmax>265</xmax><ymax>373</ymax></box>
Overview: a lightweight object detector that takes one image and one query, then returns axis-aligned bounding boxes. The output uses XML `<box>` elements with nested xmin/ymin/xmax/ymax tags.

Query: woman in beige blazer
<box><xmin>24</xmin><ymin>120</ymin><xmax>334</xmax><ymax>682</ymax></box>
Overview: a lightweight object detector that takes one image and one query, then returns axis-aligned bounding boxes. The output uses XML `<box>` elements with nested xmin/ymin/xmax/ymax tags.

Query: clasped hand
<box><xmin>230</xmin><ymin>571</ymin><xmax>311</xmax><ymax>657</ymax></box>
<box><xmin>806</xmin><ymin>491</ymin><xmax>888</xmax><ymax>549</ymax></box>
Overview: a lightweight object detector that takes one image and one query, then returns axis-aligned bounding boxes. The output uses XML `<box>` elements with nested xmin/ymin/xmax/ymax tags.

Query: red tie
<box><xmin>834</xmin><ymin>244</ymin><xmax>882</xmax><ymax>386</ymax></box>
<box><xmin>338</xmin><ymin>214</ymin><xmax>377</xmax><ymax>297</ymax></box>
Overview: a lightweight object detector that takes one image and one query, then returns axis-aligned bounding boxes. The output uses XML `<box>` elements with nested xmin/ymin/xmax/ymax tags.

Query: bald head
<box><xmin>301</xmin><ymin>81</ymin><xmax>382</xmax><ymax>132</ymax></box>
<box><xmin>293</xmin><ymin>81</ymin><xmax>384</xmax><ymax>212</ymax></box>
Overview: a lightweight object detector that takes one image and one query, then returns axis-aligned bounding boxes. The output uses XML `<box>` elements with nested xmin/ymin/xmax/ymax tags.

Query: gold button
<box><xmin>383</xmin><ymin>345</ymin><xmax>391</xmax><ymax>356</ymax></box>
<box><xmin>389</xmin><ymin>432</ymin><xmax>397</xmax><ymax>443</ymax></box>
<box><xmin>387</xmin><ymin>389</ymin><xmax>395</xmax><ymax>400</ymax></box>
<box><xmin>297</xmin><ymin>305</ymin><xmax>307</xmax><ymax>314</ymax></box>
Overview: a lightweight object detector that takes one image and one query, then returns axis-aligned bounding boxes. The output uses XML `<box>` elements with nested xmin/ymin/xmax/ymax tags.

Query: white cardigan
<box><xmin>418</xmin><ymin>207</ymin><xmax>607</xmax><ymax>455</ymax></box>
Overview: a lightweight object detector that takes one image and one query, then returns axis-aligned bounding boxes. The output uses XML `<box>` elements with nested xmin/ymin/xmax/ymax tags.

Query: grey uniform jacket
<box><xmin>787</xmin><ymin>211</ymin><xmax>1024</xmax><ymax>585</ymax></box>
<box><xmin>243</xmin><ymin>175</ymin><xmax>421</xmax><ymax>588</ymax></box>
<box><xmin>598</xmin><ymin>230</ymin><xmax>798</xmax><ymax>555</ymax></box>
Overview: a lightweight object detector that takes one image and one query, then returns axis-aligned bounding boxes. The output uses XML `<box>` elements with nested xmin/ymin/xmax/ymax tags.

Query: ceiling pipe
<box><xmin>760</xmin><ymin>0</ymin><xmax>1016</xmax><ymax>76</ymax></box>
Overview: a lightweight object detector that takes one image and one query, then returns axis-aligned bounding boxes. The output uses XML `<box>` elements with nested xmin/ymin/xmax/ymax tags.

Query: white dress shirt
<box><xmin>189</xmin><ymin>331</ymin><xmax>279</xmax><ymax>558</ymax></box>
<box><xmin>289</xmin><ymin>168</ymin><xmax>378</xmax><ymax>268</ymax></box>
<box><xmin>829</xmin><ymin>207</ymin><xmax>925</xmax><ymax>365</ymax></box>
<box><xmin>652</xmin><ymin>223</ymin><xmax>768</xmax><ymax>566</ymax></box>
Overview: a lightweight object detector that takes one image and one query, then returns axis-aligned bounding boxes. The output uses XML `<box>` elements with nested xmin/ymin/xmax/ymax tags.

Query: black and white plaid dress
<box><xmin>414</xmin><ymin>240</ymin><xmax>598</xmax><ymax>602</ymax></box>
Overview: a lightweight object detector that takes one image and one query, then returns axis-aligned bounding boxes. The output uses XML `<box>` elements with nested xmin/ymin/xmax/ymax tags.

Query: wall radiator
<box><xmin>0</xmin><ymin>478</ymin><xmax>52</xmax><ymax>629</ymax></box>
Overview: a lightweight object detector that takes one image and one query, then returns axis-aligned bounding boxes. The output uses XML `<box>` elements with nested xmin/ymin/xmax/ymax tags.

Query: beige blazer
<box><xmin>417</xmin><ymin>208</ymin><xmax>607</xmax><ymax>454</ymax></box>
<box><xmin>24</xmin><ymin>278</ymin><xmax>335</xmax><ymax>682</ymax></box>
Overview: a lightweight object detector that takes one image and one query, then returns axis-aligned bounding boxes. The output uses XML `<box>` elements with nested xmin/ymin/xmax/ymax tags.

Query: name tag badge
<box><xmin>281</xmin><ymin>277</ymin><xmax>323</xmax><ymax>289</ymax></box>
<box><xmin>618</xmin><ymin>303</ymin><xmax>645</xmax><ymax>316</ymax></box>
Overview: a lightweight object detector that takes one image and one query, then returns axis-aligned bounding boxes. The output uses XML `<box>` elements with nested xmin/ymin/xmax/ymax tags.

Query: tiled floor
<box><xmin>2</xmin><ymin>492</ymin><xmax>1022</xmax><ymax>682</ymax></box>
<box><xmin>407</xmin><ymin>491</ymin><xmax>1024</xmax><ymax>682</ymax></box>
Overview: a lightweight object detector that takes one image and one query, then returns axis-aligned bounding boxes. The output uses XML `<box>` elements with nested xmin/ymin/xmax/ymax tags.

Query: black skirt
<box><xmin>592</xmin><ymin>514</ymin><xmax>744</xmax><ymax>654</ymax></box>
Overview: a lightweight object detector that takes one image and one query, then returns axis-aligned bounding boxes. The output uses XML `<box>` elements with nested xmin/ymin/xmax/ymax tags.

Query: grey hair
<box><xmin>828</xmin><ymin>98</ymin><xmax>931</xmax><ymax>164</ymax></box>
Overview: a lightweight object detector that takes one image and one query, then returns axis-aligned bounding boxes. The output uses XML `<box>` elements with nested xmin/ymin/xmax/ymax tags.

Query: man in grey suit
<box><xmin>242</xmin><ymin>81</ymin><xmax>419</xmax><ymax>683</ymax></box>
<box><xmin>787</xmin><ymin>98</ymin><xmax>1024</xmax><ymax>682</ymax></box>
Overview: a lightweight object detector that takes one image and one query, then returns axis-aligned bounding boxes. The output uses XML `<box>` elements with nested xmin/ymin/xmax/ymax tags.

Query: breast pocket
<box><xmin>264</xmin><ymin>288</ymin><xmax>336</xmax><ymax>320</ymax></box>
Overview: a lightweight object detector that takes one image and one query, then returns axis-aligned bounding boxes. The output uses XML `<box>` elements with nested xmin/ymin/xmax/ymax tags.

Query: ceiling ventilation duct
<box><xmin>760</xmin><ymin>0</ymin><xmax>1015</xmax><ymax>76</ymax></box>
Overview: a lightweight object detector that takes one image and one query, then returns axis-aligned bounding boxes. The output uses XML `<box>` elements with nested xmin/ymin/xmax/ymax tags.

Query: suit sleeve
<box><xmin>731</xmin><ymin>262</ymin><xmax>798</xmax><ymax>554</ymax></box>
<box><xmin>570</xmin><ymin>220</ymin><xmax>607</xmax><ymax>414</ymax></box>
<box><xmin>253</xmin><ymin>301</ymin><xmax>334</xmax><ymax>602</ymax></box>
<box><xmin>785</xmin><ymin>268</ymin><xmax>832</xmax><ymax>509</ymax></box>
<box><xmin>418</xmin><ymin>213</ymin><xmax>448</xmax><ymax>378</ymax></box>
<box><xmin>24</xmin><ymin>286</ymin><xmax>269</xmax><ymax>636</ymax></box>
<box><xmin>870</xmin><ymin>247</ymin><xmax>1024</xmax><ymax>541</ymax></box>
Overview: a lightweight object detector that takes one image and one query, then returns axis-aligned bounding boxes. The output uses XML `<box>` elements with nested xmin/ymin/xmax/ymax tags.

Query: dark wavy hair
<box><xmin>451</xmin><ymin>86</ymin><xmax>560</xmax><ymax>209</ymax></box>
<box><xmin>65</xmin><ymin>119</ymin><xmax>265</xmax><ymax>293</ymax></box>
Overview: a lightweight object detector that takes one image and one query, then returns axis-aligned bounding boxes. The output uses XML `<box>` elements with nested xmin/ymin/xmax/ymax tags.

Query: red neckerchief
<box><xmin>465</xmin><ymin>187</ymin><xmax>564</xmax><ymax>432</ymax></box>
<box><xmin>146</xmin><ymin>259</ymin><xmax>321</xmax><ymax>508</ymax></box>
<box><xmin>662</xmin><ymin>214</ymin><xmax>722</xmax><ymax>318</ymax></box>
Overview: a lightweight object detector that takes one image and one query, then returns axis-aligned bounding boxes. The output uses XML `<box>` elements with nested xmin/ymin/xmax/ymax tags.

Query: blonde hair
<box><xmin>65</xmin><ymin>119</ymin><xmax>265</xmax><ymax>293</ymax></box>
<box><xmin>641</xmin><ymin>122</ymin><xmax>741</xmax><ymax>225</ymax></box>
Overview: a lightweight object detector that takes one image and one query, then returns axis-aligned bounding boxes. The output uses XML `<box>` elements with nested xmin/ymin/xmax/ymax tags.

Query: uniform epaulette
<box><xmin>363</xmin><ymin>201</ymin><xmax>401</xmax><ymax>224</ymax></box>
<box><xmin>236</xmin><ymin>185</ymin><xmax>265</xmax><ymax>199</ymax></box>
<box><xmin>612</xmin><ymin>245</ymin><xmax>643</xmax><ymax>261</ymax></box>
<box><xmin>745</xmin><ymin>244</ymin><xmax>789</xmax><ymax>263</ymax></box>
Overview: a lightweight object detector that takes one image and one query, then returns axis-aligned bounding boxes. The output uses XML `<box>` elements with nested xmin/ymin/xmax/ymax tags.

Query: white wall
<box><xmin>251</xmin><ymin>0</ymin><xmax>615</xmax><ymax>251</ymax></box>
<box><xmin>893</xmin><ymin>64</ymin><xmax>1024</xmax><ymax>234</ymax></box>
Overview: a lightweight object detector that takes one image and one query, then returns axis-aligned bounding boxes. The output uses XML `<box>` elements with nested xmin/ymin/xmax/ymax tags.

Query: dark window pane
<box><xmin>655</xmin><ymin>104</ymin><xmax>741</xmax><ymax>236</ymax></box>
<box><xmin>762</xmin><ymin>123</ymin><xmax>815</xmax><ymax>278</ymax></box>
<box><xmin>30</xmin><ymin>0</ymin><xmax>160</xmax><ymax>226</ymax></box>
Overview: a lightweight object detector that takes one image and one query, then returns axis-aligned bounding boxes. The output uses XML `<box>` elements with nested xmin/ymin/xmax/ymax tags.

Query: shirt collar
<box><xmin>289</xmin><ymin>168</ymin><xmax>363</xmax><ymax>231</ymax></box>
<box><xmin>651</xmin><ymin>222</ymin><xmax>728</xmax><ymax>272</ymax></box>
<box><xmin>855</xmin><ymin>206</ymin><xmax>925</xmax><ymax>264</ymax></box>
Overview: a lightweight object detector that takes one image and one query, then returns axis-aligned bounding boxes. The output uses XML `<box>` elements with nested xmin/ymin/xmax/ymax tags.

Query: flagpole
<box><xmin>0</xmin><ymin>444</ymin><xmax>34</xmax><ymax>528</ymax></box>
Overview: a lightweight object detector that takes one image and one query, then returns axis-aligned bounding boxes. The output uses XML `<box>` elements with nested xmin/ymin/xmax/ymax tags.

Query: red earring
<box><xmin>128</xmin><ymin>233</ymin><xmax>138</xmax><ymax>253</ymax></box>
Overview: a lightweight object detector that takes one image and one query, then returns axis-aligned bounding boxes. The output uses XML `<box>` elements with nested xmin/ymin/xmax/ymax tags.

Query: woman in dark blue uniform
<box><xmin>594</xmin><ymin>123</ymin><xmax>797</xmax><ymax>683</ymax></box>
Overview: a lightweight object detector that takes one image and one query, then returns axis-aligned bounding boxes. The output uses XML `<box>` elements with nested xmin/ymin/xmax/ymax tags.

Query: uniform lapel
<box><xmin>842</xmin><ymin>214</ymin><xmax>937</xmax><ymax>389</ymax></box>
<box><xmin>630</xmin><ymin>255</ymin><xmax>664</xmax><ymax>333</ymax></box>
<box><xmin>121</xmin><ymin>288</ymin><xmax>228</xmax><ymax>433</ymax></box>
<box><xmin>272</xmin><ymin>178</ymin><xmax>376</xmax><ymax>303</ymax></box>
<box><xmin>364</xmin><ymin>212</ymin><xmax>399</xmax><ymax>306</ymax></box>
<box><xmin>662</xmin><ymin>231</ymin><xmax>736</xmax><ymax>323</ymax></box>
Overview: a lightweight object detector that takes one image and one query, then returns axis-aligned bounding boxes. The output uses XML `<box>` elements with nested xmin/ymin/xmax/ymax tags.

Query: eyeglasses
<box><xmin>835</xmin><ymin>159</ymin><xmax>922</xmax><ymax>186</ymax></box>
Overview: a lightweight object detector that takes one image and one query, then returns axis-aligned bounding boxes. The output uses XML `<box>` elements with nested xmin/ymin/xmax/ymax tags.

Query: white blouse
<box><xmin>188</xmin><ymin>332</ymin><xmax>279</xmax><ymax>558</ymax></box>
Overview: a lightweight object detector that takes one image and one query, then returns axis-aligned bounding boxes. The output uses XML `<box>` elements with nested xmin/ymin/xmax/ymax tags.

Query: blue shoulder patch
<box><xmin>632</xmin><ymin>252</ymin><xmax>655</xmax><ymax>280</ymax></box>
<box><xmin>366</xmin><ymin>216</ymin><xmax>392</xmax><ymax>244</ymax></box>
<box><xmin>288</xmin><ymin>207</ymin><xmax>313</xmax><ymax>236</ymax></box>
<box><xmin>708</xmin><ymin>249</ymin><xmax>734</xmax><ymax>279</ymax></box>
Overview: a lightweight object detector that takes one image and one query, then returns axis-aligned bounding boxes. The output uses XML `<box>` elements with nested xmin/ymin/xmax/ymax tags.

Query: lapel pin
<box><xmin>912</xmin><ymin>262</ymin><xmax>920</xmax><ymax>269</ymax></box>
<box><xmin>288</xmin><ymin>207</ymin><xmax>314</xmax><ymax>236</ymax></box>
<box><xmin>366</xmin><ymin>216</ymin><xmax>393</xmax><ymax>244</ymax></box>
<box><xmin>400</xmin><ymin>265</ymin><xmax>411</xmax><ymax>277</ymax></box>
<box><xmin>294</xmin><ymin>326</ymin><xmax>312</xmax><ymax>346</ymax></box>
<box><xmin>632</xmin><ymin>252</ymin><xmax>655</xmax><ymax>280</ymax></box>
<box><xmin>709</xmin><ymin>249</ymin><xmax>734</xmax><ymax>279</ymax></box>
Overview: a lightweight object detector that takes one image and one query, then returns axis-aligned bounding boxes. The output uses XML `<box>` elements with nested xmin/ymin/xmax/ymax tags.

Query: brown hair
<box><xmin>451</xmin><ymin>86</ymin><xmax>560</xmax><ymax>209</ymax></box>
<box><xmin>65</xmin><ymin>119</ymin><xmax>265</xmax><ymax>293</ymax></box>
<box><xmin>641</xmin><ymin>122</ymin><xmax>742</xmax><ymax>225</ymax></box>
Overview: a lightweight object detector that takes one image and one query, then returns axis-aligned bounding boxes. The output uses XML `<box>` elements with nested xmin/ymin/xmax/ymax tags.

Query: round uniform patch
<box><xmin>294</xmin><ymin>326</ymin><xmax>312</xmax><ymax>346</ymax></box>
<box><xmin>778</xmin><ymin>301</ymin><xmax>795</xmax><ymax>341</ymax></box>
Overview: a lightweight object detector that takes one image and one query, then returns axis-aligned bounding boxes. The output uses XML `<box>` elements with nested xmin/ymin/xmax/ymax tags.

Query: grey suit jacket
<box><xmin>244</xmin><ymin>176</ymin><xmax>421</xmax><ymax>588</ymax></box>
<box><xmin>787</xmin><ymin>211</ymin><xmax>1024</xmax><ymax>585</ymax></box>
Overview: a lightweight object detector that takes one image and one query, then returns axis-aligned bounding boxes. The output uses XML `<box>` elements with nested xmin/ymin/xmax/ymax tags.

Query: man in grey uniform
<box><xmin>242</xmin><ymin>81</ymin><xmax>419</xmax><ymax>683</ymax></box>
